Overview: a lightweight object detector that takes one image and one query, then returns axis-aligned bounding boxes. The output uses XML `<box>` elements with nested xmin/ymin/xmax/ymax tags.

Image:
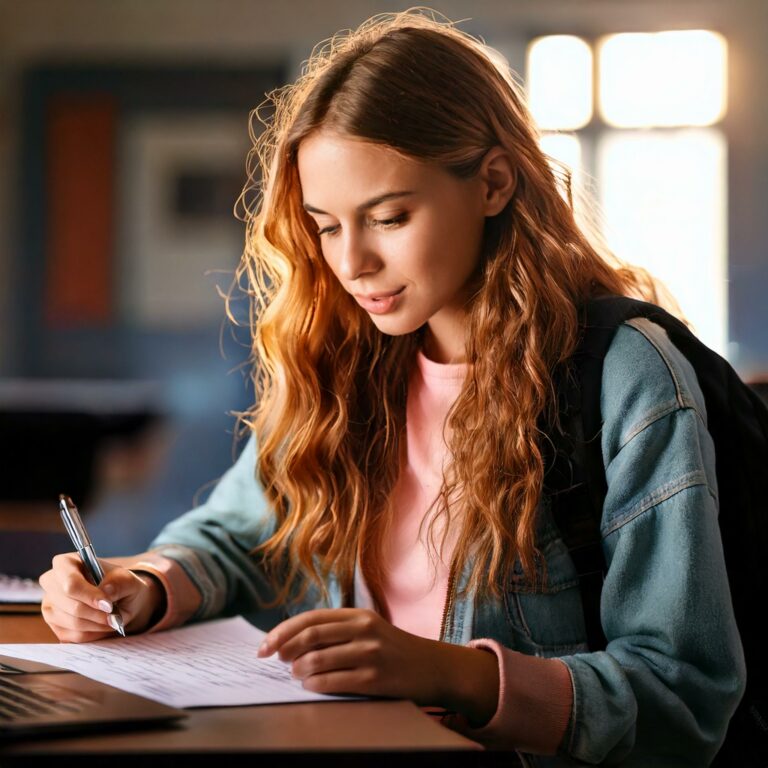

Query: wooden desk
<box><xmin>0</xmin><ymin>615</ymin><xmax>497</xmax><ymax>767</ymax></box>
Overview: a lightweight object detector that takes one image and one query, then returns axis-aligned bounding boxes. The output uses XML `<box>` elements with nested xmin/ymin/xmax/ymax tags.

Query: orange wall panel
<box><xmin>45</xmin><ymin>95</ymin><xmax>116</xmax><ymax>326</ymax></box>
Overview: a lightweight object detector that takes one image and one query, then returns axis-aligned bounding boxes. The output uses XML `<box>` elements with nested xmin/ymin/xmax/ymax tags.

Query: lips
<box><xmin>353</xmin><ymin>287</ymin><xmax>405</xmax><ymax>315</ymax></box>
<box><xmin>355</xmin><ymin>287</ymin><xmax>404</xmax><ymax>301</ymax></box>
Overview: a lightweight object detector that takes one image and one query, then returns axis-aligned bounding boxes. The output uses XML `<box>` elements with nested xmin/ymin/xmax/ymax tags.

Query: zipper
<box><xmin>438</xmin><ymin>557</ymin><xmax>458</xmax><ymax>642</ymax></box>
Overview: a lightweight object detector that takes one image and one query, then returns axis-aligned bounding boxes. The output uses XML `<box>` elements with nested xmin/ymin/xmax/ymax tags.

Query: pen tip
<box><xmin>108</xmin><ymin>614</ymin><xmax>126</xmax><ymax>637</ymax></box>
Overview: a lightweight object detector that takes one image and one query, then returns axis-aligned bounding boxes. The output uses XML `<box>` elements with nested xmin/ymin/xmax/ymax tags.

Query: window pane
<box><xmin>527</xmin><ymin>36</ymin><xmax>593</xmax><ymax>130</ymax></box>
<box><xmin>598</xmin><ymin>129</ymin><xmax>727</xmax><ymax>355</ymax></box>
<box><xmin>599</xmin><ymin>31</ymin><xmax>727</xmax><ymax>127</ymax></box>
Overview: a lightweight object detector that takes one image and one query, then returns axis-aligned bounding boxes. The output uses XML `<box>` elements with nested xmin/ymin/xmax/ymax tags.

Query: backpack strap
<box><xmin>551</xmin><ymin>296</ymin><xmax>684</xmax><ymax>651</ymax></box>
<box><xmin>553</xmin><ymin>296</ymin><xmax>768</xmax><ymax>762</ymax></box>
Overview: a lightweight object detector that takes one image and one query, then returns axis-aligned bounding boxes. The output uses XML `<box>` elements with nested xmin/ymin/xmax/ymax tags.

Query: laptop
<box><xmin>0</xmin><ymin>654</ymin><xmax>187</xmax><ymax>741</ymax></box>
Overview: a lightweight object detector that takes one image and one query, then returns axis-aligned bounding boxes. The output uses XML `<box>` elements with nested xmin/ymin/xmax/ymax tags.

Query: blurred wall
<box><xmin>1</xmin><ymin>0</ymin><xmax>766</xmax><ymax>376</ymax></box>
<box><xmin>0</xmin><ymin>0</ymin><xmax>766</xmax><ymax>551</ymax></box>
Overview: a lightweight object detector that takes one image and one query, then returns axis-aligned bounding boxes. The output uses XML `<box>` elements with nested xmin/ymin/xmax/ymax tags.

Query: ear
<box><xmin>479</xmin><ymin>146</ymin><xmax>516</xmax><ymax>217</ymax></box>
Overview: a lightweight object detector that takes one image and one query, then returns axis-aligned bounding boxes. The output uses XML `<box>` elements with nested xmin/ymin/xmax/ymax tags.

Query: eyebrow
<box><xmin>303</xmin><ymin>190</ymin><xmax>416</xmax><ymax>216</ymax></box>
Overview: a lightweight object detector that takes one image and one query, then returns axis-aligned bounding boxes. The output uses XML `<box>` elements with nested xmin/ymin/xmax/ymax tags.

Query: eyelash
<box><xmin>317</xmin><ymin>213</ymin><xmax>408</xmax><ymax>237</ymax></box>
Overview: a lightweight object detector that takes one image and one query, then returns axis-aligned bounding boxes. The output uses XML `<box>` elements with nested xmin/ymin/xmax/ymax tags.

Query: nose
<box><xmin>335</xmin><ymin>229</ymin><xmax>380</xmax><ymax>282</ymax></box>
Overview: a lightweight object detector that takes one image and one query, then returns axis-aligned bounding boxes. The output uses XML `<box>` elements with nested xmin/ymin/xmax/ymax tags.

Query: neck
<box><xmin>422</xmin><ymin>327</ymin><xmax>467</xmax><ymax>364</ymax></box>
<box><xmin>423</xmin><ymin>296</ymin><xmax>473</xmax><ymax>364</ymax></box>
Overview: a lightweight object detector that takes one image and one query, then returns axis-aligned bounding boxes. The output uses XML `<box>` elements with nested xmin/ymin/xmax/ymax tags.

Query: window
<box><xmin>527</xmin><ymin>31</ymin><xmax>728</xmax><ymax>355</ymax></box>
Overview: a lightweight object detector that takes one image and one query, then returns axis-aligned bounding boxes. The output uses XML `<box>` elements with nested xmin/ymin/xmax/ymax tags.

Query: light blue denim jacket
<box><xmin>149</xmin><ymin>319</ymin><xmax>746</xmax><ymax>766</ymax></box>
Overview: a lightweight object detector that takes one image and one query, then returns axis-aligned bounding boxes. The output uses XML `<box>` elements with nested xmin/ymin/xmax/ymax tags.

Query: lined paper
<box><xmin>0</xmin><ymin>615</ymin><xmax>360</xmax><ymax>708</ymax></box>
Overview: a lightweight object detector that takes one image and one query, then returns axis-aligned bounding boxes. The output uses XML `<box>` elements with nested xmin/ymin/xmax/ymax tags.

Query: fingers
<box><xmin>274</xmin><ymin>621</ymin><xmax>358</xmax><ymax>663</ymax></box>
<box><xmin>290</xmin><ymin>639</ymin><xmax>381</xmax><ymax>681</ymax></box>
<box><xmin>258</xmin><ymin>608</ymin><xmax>379</xmax><ymax>659</ymax></box>
<box><xmin>41</xmin><ymin>600</ymin><xmax>115</xmax><ymax>643</ymax></box>
<box><xmin>43</xmin><ymin>619</ymin><xmax>115</xmax><ymax>644</ymax></box>
<box><xmin>257</xmin><ymin>609</ymin><xmax>439</xmax><ymax>703</ymax></box>
<box><xmin>258</xmin><ymin>609</ymin><xmax>393</xmax><ymax>698</ymax></box>
<box><xmin>39</xmin><ymin>553</ymin><xmax>111</xmax><ymax>608</ymax></box>
<box><xmin>41</xmin><ymin>592</ymin><xmax>112</xmax><ymax>630</ymax></box>
<box><xmin>301</xmin><ymin>667</ymin><xmax>382</xmax><ymax>697</ymax></box>
<box><xmin>39</xmin><ymin>553</ymin><xmax>144</xmax><ymax>642</ymax></box>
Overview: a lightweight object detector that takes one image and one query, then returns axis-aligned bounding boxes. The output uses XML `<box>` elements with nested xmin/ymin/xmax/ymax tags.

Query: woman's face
<box><xmin>297</xmin><ymin>130</ymin><xmax>491</xmax><ymax>362</ymax></box>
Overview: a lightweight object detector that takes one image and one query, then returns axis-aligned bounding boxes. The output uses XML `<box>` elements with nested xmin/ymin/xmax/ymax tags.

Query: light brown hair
<box><xmin>234</xmin><ymin>9</ymin><xmax>669</xmax><ymax>608</ymax></box>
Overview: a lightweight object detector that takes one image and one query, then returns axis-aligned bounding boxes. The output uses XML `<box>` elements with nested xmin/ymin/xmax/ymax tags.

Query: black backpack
<box><xmin>546</xmin><ymin>295</ymin><xmax>768</xmax><ymax>766</ymax></box>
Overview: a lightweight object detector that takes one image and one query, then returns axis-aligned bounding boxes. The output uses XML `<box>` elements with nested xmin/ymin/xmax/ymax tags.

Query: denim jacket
<box><xmin>149</xmin><ymin>319</ymin><xmax>745</xmax><ymax>766</ymax></box>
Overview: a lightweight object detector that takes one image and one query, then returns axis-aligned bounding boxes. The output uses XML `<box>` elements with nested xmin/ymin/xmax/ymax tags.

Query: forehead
<box><xmin>297</xmin><ymin>131</ymin><xmax>429</xmax><ymax>208</ymax></box>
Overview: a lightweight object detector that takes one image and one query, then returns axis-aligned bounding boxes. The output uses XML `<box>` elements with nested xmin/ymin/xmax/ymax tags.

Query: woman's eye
<box><xmin>371</xmin><ymin>213</ymin><xmax>408</xmax><ymax>229</ymax></box>
<box><xmin>316</xmin><ymin>213</ymin><xmax>408</xmax><ymax>237</ymax></box>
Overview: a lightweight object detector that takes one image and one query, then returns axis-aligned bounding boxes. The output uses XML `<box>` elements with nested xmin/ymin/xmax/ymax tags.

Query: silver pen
<box><xmin>58</xmin><ymin>494</ymin><xmax>126</xmax><ymax>637</ymax></box>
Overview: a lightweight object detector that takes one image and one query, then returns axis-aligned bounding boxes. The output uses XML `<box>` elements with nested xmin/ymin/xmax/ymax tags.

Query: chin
<box><xmin>367</xmin><ymin>312</ymin><xmax>424</xmax><ymax>338</ymax></box>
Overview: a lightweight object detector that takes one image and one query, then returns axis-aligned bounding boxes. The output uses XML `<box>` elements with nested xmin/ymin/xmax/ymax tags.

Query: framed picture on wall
<box><xmin>17</xmin><ymin>63</ymin><xmax>283</xmax><ymax>377</ymax></box>
<box><xmin>119</xmin><ymin>112</ymin><xmax>249</xmax><ymax>330</ymax></box>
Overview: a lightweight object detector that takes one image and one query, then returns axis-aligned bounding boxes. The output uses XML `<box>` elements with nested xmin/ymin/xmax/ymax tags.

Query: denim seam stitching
<box><xmin>565</xmin><ymin>657</ymin><xmax>582</xmax><ymax>757</ymax></box>
<box><xmin>625</xmin><ymin>318</ymin><xmax>697</xmax><ymax>411</ymax></box>
<box><xmin>512</xmin><ymin>592</ymin><xmax>532</xmax><ymax>638</ymax></box>
<box><xmin>508</xmin><ymin>576</ymin><xmax>581</xmax><ymax>595</ymax></box>
<box><xmin>601</xmin><ymin>470</ymin><xmax>708</xmax><ymax>536</ymax></box>
<box><xmin>618</xmin><ymin>400</ymin><xmax>681</xmax><ymax>450</ymax></box>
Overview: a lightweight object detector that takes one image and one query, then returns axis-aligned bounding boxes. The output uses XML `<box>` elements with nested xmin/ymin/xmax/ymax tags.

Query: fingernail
<box><xmin>258</xmin><ymin>640</ymin><xmax>270</xmax><ymax>656</ymax></box>
<box><xmin>97</xmin><ymin>600</ymin><xmax>113</xmax><ymax>613</ymax></box>
<box><xmin>107</xmin><ymin>614</ymin><xmax>118</xmax><ymax>632</ymax></box>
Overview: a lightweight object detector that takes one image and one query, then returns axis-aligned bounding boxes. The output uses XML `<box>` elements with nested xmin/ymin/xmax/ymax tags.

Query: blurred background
<box><xmin>0</xmin><ymin>0</ymin><xmax>766</xmax><ymax>569</ymax></box>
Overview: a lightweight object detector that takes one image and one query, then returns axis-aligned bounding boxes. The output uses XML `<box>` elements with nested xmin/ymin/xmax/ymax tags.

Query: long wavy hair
<box><xmin>233</xmin><ymin>9</ymin><xmax>672</xmax><ymax>609</ymax></box>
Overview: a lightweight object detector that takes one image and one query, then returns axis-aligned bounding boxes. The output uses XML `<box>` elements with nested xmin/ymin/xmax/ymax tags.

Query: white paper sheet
<box><xmin>0</xmin><ymin>615</ymin><xmax>360</xmax><ymax>708</ymax></box>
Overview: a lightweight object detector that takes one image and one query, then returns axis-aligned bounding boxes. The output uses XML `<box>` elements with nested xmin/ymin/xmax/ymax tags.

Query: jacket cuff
<box><xmin>109</xmin><ymin>550</ymin><xmax>202</xmax><ymax>632</ymax></box>
<box><xmin>444</xmin><ymin>638</ymin><xmax>574</xmax><ymax>754</ymax></box>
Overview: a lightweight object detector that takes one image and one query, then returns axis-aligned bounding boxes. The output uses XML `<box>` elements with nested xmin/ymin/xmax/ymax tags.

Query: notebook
<box><xmin>0</xmin><ymin>655</ymin><xmax>187</xmax><ymax>741</ymax></box>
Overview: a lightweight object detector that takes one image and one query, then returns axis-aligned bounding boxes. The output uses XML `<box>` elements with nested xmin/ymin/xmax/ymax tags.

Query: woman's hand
<box><xmin>257</xmin><ymin>608</ymin><xmax>500</xmax><ymax>724</ymax></box>
<box><xmin>39</xmin><ymin>553</ymin><xmax>164</xmax><ymax>642</ymax></box>
<box><xmin>258</xmin><ymin>608</ymin><xmax>441</xmax><ymax>703</ymax></box>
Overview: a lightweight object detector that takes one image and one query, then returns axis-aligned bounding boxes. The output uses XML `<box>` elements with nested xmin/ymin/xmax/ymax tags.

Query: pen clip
<box><xmin>58</xmin><ymin>494</ymin><xmax>91</xmax><ymax>550</ymax></box>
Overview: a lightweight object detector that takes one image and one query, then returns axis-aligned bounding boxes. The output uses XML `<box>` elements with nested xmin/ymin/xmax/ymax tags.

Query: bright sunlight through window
<box><xmin>599</xmin><ymin>130</ymin><xmax>728</xmax><ymax>354</ymax></box>
<box><xmin>527</xmin><ymin>29</ymin><xmax>729</xmax><ymax>356</ymax></box>
<box><xmin>527</xmin><ymin>36</ymin><xmax>593</xmax><ymax>130</ymax></box>
<box><xmin>599</xmin><ymin>31</ymin><xmax>727</xmax><ymax>128</ymax></box>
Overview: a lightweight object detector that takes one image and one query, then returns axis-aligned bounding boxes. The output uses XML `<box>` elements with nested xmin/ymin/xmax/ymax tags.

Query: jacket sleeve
<box><xmin>556</xmin><ymin>322</ymin><xmax>746</xmax><ymax>765</ymax></box>
<box><xmin>138</xmin><ymin>434</ymin><xmax>281</xmax><ymax>626</ymax></box>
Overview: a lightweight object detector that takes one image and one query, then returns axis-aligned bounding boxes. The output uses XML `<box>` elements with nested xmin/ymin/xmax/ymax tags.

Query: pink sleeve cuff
<box><xmin>108</xmin><ymin>551</ymin><xmax>202</xmax><ymax>633</ymax></box>
<box><xmin>443</xmin><ymin>639</ymin><xmax>574</xmax><ymax>754</ymax></box>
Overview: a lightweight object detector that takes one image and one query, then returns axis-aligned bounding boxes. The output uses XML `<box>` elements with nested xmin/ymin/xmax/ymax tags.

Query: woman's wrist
<box><xmin>434</xmin><ymin>641</ymin><xmax>500</xmax><ymax>726</ymax></box>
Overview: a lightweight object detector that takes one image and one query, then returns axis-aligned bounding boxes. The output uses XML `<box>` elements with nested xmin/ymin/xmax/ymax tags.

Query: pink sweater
<box><xmin>379</xmin><ymin>351</ymin><xmax>465</xmax><ymax>638</ymax></box>
<box><xmin>378</xmin><ymin>352</ymin><xmax>573</xmax><ymax>753</ymax></box>
<box><xmin>126</xmin><ymin>351</ymin><xmax>573</xmax><ymax>755</ymax></box>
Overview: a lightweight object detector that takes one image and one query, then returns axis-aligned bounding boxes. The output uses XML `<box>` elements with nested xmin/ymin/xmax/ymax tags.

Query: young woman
<box><xmin>39</xmin><ymin>10</ymin><xmax>745</xmax><ymax>766</ymax></box>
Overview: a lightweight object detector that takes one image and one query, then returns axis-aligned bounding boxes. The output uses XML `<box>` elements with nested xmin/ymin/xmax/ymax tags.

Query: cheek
<box><xmin>418</xmin><ymin>209</ymin><xmax>484</xmax><ymax>282</ymax></box>
<box><xmin>319</xmin><ymin>245</ymin><xmax>342</xmax><ymax>280</ymax></box>
<box><xmin>448</xmin><ymin>206</ymin><xmax>485</xmax><ymax>256</ymax></box>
